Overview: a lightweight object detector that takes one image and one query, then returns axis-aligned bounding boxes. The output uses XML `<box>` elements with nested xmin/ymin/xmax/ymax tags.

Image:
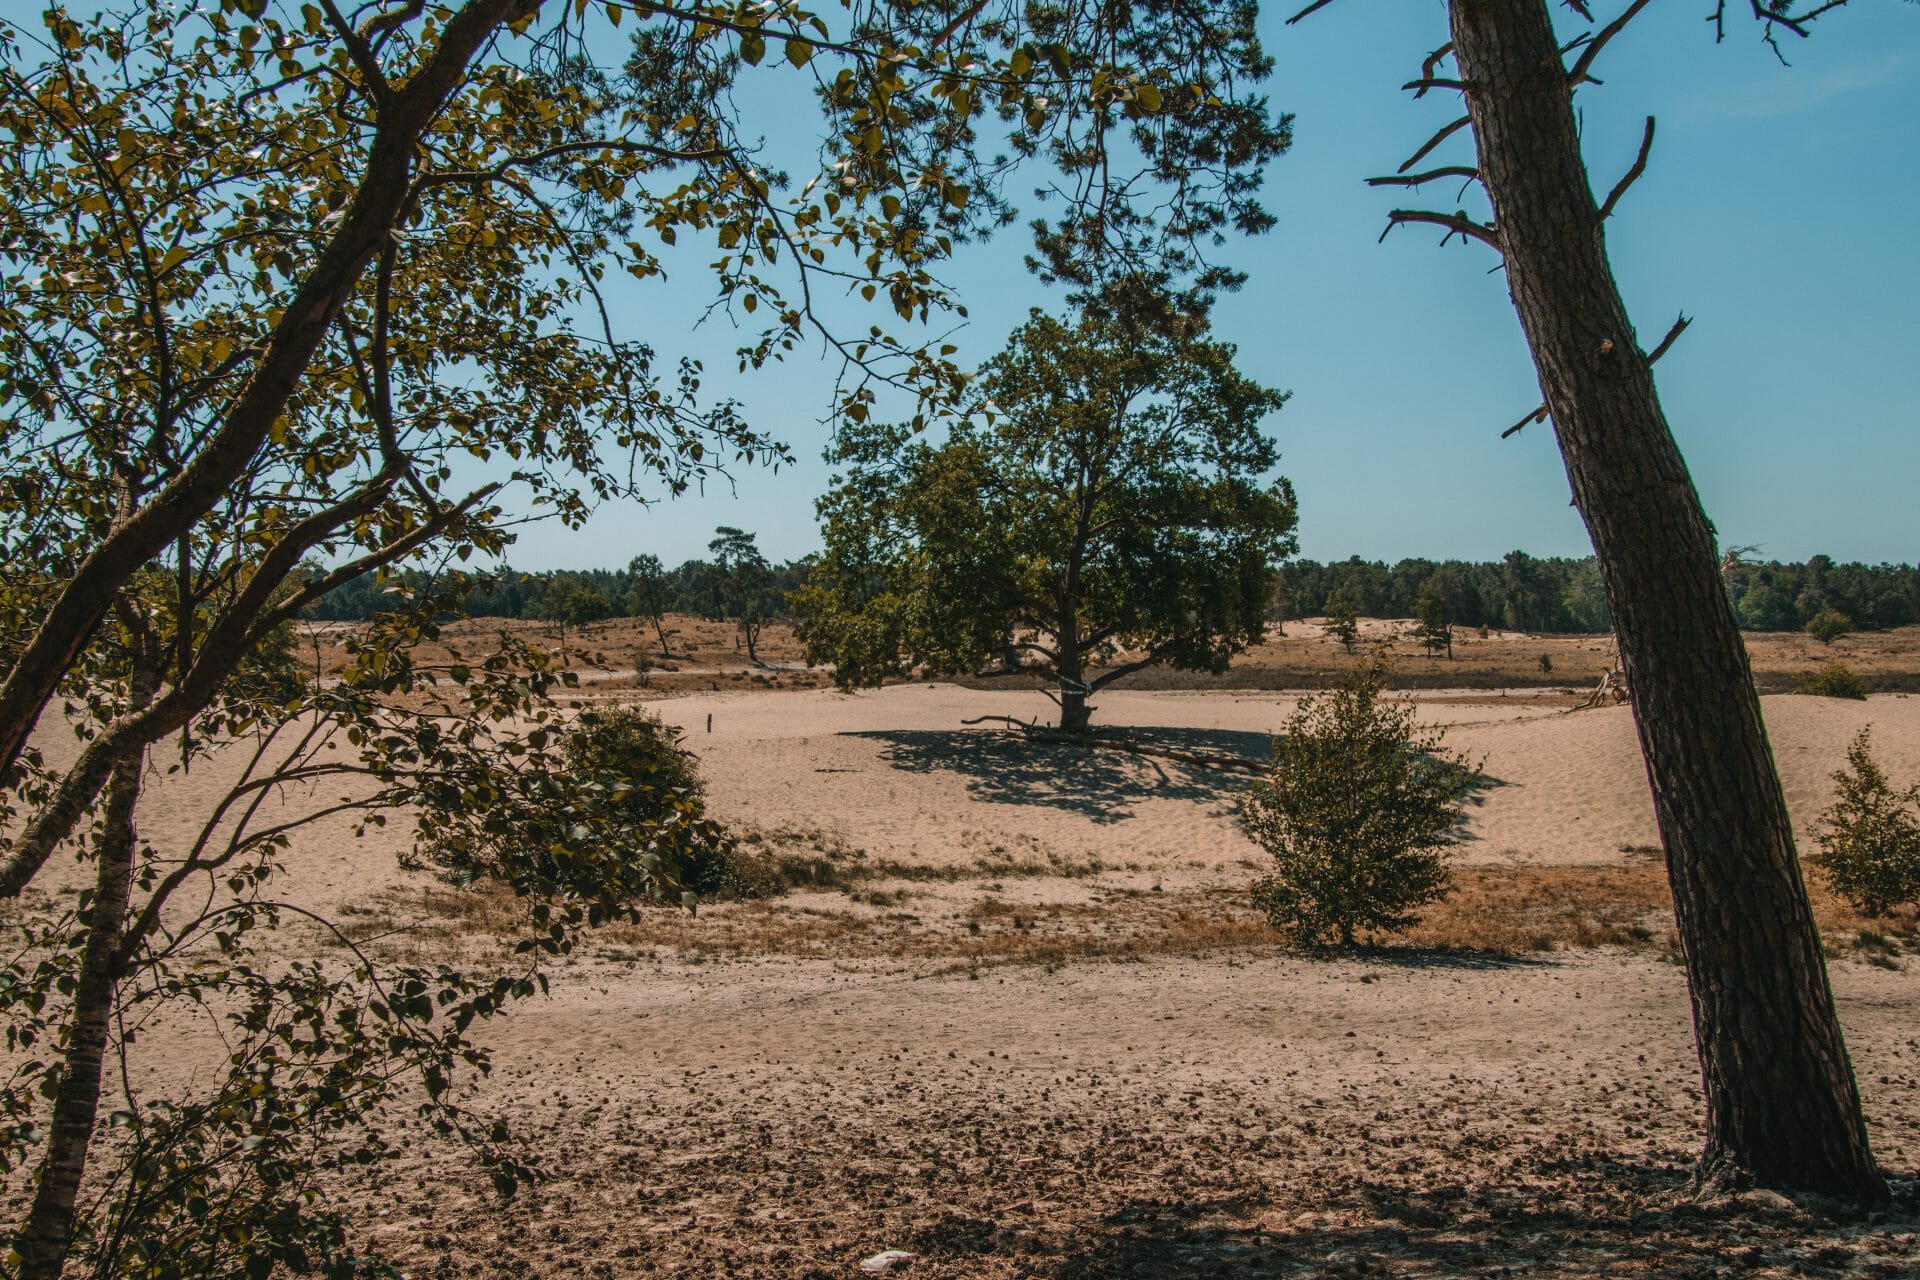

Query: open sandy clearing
<box><xmin>18</xmin><ymin>684</ymin><xmax>1920</xmax><ymax>1276</ymax></box>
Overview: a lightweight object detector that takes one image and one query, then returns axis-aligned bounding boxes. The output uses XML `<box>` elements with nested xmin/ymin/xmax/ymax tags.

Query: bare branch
<box><xmin>1398</xmin><ymin>116</ymin><xmax>1472</xmax><ymax>175</ymax></box>
<box><xmin>1644</xmin><ymin>311</ymin><xmax>1693</xmax><ymax>365</ymax></box>
<box><xmin>1285</xmin><ymin>0</ymin><xmax>1341</xmax><ymax>24</ymax></box>
<box><xmin>1597</xmin><ymin>116</ymin><xmax>1655</xmax><ymax>223</ymax></box>
<box><xmin>1381</xmin><ymin>209</ymin><xmax>1503</xmax><ymax>253</ymax></box>
<box><xmin>1569</xmin><ymin>0</ymin><xmax>1655</xmax><ymax>86</ymax></box>
<box><xmin>1367</xmin><ymin>165</ymin><xmax>1479</xmax><ymax>189</ymax></box>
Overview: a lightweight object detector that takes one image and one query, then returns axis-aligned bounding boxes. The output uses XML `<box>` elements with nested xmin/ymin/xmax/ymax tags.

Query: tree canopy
<box><xmin>797</xmin><ymin>296</ymin><xmax>1296</xmax><ymax>731</ymax></box>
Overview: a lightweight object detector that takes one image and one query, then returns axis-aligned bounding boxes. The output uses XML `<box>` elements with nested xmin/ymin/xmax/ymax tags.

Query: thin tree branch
<box><xmin>1398</xmin><ymin>116</ymin><xmax>1472</xmax><ymax>174</ymax></box>
<box><xmin>1569</xmin><ymin>0</ymin><xmax>1655</xmax><ymax>86</ymax></box>
<box><xmin>1367</xmin><ymin>165</ymin><xmax>1479</xmax><ymax>189</ymax></box>
<box><xmin>1381</xmin><ymin>209</ymin><xmax>1502</xmax><ymax>252</ymax></box>
<box><xmin>1597</xmin><ymin>116</ymin><xmax>1655</xmax><ymax>223</ymax></box>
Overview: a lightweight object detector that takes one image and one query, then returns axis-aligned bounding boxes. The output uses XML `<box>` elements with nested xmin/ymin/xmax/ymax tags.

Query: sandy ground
<box><xmin>13</xmin><ymin>683</ymin><xmax>1920</xmax><ymax>1276</ymax></box>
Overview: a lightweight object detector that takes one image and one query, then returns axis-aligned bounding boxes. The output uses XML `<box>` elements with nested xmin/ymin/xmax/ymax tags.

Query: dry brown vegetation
<box><xmin>298</xmin><ymin>615</ymin><xmax>1920</xmax><ymax>703</ymax></box>
<box><xmin>339</xmin><ymin>836</ymin><xmax>1919</xmax><ymax>978</ymax></box>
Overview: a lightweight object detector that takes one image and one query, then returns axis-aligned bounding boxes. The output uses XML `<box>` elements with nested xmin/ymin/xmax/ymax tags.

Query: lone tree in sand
<box><xmin>0</xmin><ymin>0</ymin><xmax>1289</xmax><ymax>1270</ymax></box>
<box><xmin>706</xmin><ymin>526</ymin><xmax>780</xmax><ymax>663</ymax></box>
<box><xmin>1415</xmin><ymin>576</ymin><xmax>1454</xmax><ymax>659</ymax></box>
<box><xmin>1289</xmin><ymin>0</ymin><xmax>1886</xmax><ymax>1199</ymax></box>
<box><xmin>1322</xmin><ymin>590</ymin><xmax>1360</xmax><ymax>654</ymax></box>
<box><xmin>798</xmin><ymin>294</ymin><xmax>1298</xmax><ymax>733</ymax></box>
<box><xmin>626</xmin><ymin>554</ymin><xmax>675</xmax><ymax>658</ymax></box>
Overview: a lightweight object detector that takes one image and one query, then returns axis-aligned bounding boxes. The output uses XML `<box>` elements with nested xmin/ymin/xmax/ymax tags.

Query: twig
<box><xmin>1596</xmin><ymin>116</ymin><xmax>1655</xmax><ymax>222</ymax></box>
<box><xmin>1398</xmin><ymin>116</ymin><xmax>1472</xmax><ymax>174</ymax></box>
<box><xmin>1569</xmin><ymin>0</ymin><xmax>1655</xmax><ymax>86</ymax></box>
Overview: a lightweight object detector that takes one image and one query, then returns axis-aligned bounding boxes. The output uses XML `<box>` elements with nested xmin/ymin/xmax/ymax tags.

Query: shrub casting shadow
<box><xmin>847</xmin><ymin>726</ymin><xmax>1274</xmax><ymax>822</ymax></box>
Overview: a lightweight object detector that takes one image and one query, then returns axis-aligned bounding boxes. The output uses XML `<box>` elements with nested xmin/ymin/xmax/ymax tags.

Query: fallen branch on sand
<box><xmin>959</xmin><ymin>715</ymin><xmax>1265</xmax><ymax>775</ymax></box>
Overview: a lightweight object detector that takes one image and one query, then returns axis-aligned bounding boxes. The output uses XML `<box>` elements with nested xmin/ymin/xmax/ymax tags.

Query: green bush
<box><xmin>1814</xmin><ymin>728</ymin><xmax>1920</xmax><ymax>916</ymax></box>
<box><xmin>1804</xmin><ymin>607</ymin><xmax>1853</xmax><ymax>644</ymax></box>
<box><xmin>418</xmin><ymin>707</ymin><xmax>778</xmax><ymax>907</ymax></box>
<box><xmin>560</xmin><ymin>708</ymin><xmax>784</xmax><ymax>900</ymax></box>
<box><xmin>1800</xmin><ymin>660</ymin><xmax>1869</xmax><ymax>700</ymax></box>
<box><xmin>1242</xmin><ymin>659</ymin><xmax>1482</xmax><ymax>947</ymax></box>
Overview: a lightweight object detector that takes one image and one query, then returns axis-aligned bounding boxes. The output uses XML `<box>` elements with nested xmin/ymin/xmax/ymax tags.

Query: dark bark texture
<box><xmin>1448</xmin><ymin>0</ymin><xmax>1883</xmax><ymax>1200</ymax></box>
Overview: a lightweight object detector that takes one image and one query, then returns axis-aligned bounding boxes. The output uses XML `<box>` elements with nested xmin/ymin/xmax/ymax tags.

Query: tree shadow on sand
<box><xmin>921</xmin><ymin>1163</ymin><xmax>1918</xmax><ymax>1279</ymax></box>
<box><xmin>847</xmin><ymin>726</ymin><xmax>1277</xmax><ymax>823</ymax></box>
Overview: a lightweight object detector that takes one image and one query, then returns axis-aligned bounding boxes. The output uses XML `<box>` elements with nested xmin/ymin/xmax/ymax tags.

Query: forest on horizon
<box><xmin>307</xmin><ymin>549</ymin><xmax>1920</xmax><ymax>637</ymax></box>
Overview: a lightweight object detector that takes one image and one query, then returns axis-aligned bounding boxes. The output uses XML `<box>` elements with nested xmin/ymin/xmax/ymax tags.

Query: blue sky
<box><xmin>492</xmin><ymin>2</ymin><xmax>1919</xmax><ymax>571</ymax></box>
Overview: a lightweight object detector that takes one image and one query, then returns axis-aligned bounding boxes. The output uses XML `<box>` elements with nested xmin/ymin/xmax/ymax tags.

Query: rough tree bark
<box><xmin>1447</xmin><ymin>0</ymin><xmax>1883</xmax><ymax>1200</ymax></box>
<box><xmin>14</xmin><ymin>659</ymin><xmax>155</xmax><ymax>1277</ymax></box>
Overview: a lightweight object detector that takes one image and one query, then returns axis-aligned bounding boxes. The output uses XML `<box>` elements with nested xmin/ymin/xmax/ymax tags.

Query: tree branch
<box><xmin>1367</xmin><ymin>165</ymin><xmax>1479</xmax><ymax>189</ymax></box>
<box><xmin>1398</xmin><ymin>116</ymin><xmax>1472</xmax><ymax>175</ymax></box>
<box><xmin>0</xmin><ymin>0</ymin><xmax>542</xmax><ymax>788</ymax></box>
<box><xmin>1380</xmin><ymin>209</ymin><xmax>1502</xmax><ymax>253</ymax></box>
<box><xmin>1569</xmin><ymin>0</ymin><xmax>1655</xmax><ymax>86</ymax></box>
<box><xmin>1597</xmin><ymin>116</ymin><xmax>1655</xmax><ymax>223</ymax></box>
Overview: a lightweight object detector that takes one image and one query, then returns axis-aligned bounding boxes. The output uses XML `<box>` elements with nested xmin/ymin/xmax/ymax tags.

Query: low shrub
<box><xmin>418</xmin><ymin>707</ymin><xmax>780</xmax><ymax>908</ymax></box>
<box><xmin>1805</xmin><ymin>608</ymin><xmax>1853</xmax><ymax>644</ymax></box>
<box><xmin>1814</xmin><ymin>728</ymin><xmax>1920</xmax><ymax>916</ymax></box>
<box><xmin>1800</xmin><ymin>661</ymin><xmax>1869</xmax><ymax>700</ymax></box>
<box><xmin>1243</xmin><ymin>658</ymin><xmax>1482</xmax><ymax>947</ymax></box>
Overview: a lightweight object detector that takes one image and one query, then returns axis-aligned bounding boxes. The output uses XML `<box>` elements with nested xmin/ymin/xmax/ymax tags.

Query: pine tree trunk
<box><xmin>14</xmin><ymin>746</ymin><xmax>144</xmax><ymax>1276</ymax></box>
<box><xmin>1448</xmin><ymin>0</ymin><xmax>1883</xmax><ymax>1200</ymax></box>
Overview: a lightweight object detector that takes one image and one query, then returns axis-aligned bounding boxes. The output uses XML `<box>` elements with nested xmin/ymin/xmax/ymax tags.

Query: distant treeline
<box><xmin>309</xmin><ymin>551</ymin><xmax>1920</xmax><ymax>635</ymax></box>
<box><xmin>306</xmin><ymin>555</ymin><xmax>813</xmax><ymax>624</ymax></box>
<box><xmin>1279</xmin><ymin>552</ymin><xmax>1920</xmax><ymax>635</ymax></box>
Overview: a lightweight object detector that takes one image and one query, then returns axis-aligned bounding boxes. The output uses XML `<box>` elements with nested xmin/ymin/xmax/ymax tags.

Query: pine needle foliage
<box><xmin>1244</xmin><ymin>660</ymin><xmax>1481</xmax><ymax>947</ymax></box>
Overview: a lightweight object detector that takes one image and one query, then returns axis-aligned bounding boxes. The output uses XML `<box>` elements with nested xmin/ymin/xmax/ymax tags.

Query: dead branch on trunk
<box><xmin>1502</xmin><ymin>314</ymin><xmax>1690</xmax><ymax>438</ymax></box>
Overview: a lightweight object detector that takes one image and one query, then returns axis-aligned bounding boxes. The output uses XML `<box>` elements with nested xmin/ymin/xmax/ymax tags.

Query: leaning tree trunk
<box><xmin>14</xmin><ymin>743</ymin><xmax>145</xmax><ymax>1276</ymax></box>
<box><xmin>1448</xmin><ymin>0</ymin><xmax>1883</xmax><ymax>1200</ymax></box>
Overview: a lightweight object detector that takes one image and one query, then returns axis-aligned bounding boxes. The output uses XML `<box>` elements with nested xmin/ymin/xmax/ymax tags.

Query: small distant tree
<box><xmin>1414</xmin><ymin>577</ymin><xmax>1453</xmax><ymax>659</ymax></box>
<box><xmin>1243</xmin><ymin>660</ymin><xmax>1481</xmax><ymax>947</ymax></box>
<box><xmin>561</xmin><ymin>586</ymin><xmax>611</xmax><ymax>630</ymax></box>
<box><xmin>1323</xmin><ymin>591</ymin><xmax>1360</xmax><ymax>655</ymax></box>
<box><xmin>529</xmin><ymin>583</ymin><xmax>607</xmax><ymax>640</ymax></box>
<box><xmin>1806</xmin><ymin>608</ymin><xmax>1853</xmax><ymax>645</ymax></box>
<box><xmin>707</xmin><ymin>527</ymin><xmax>779</xmax><ymax>663</ymax></box>
<box><xmin>626</xmin><ymin>554</ymin><xmax>673</xmax><ymax>657</ymax></box>
<box><xmin>1814</xmin><ymin>729</ymin><xmax>1920</xmax><ymax>917</ymax></box>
